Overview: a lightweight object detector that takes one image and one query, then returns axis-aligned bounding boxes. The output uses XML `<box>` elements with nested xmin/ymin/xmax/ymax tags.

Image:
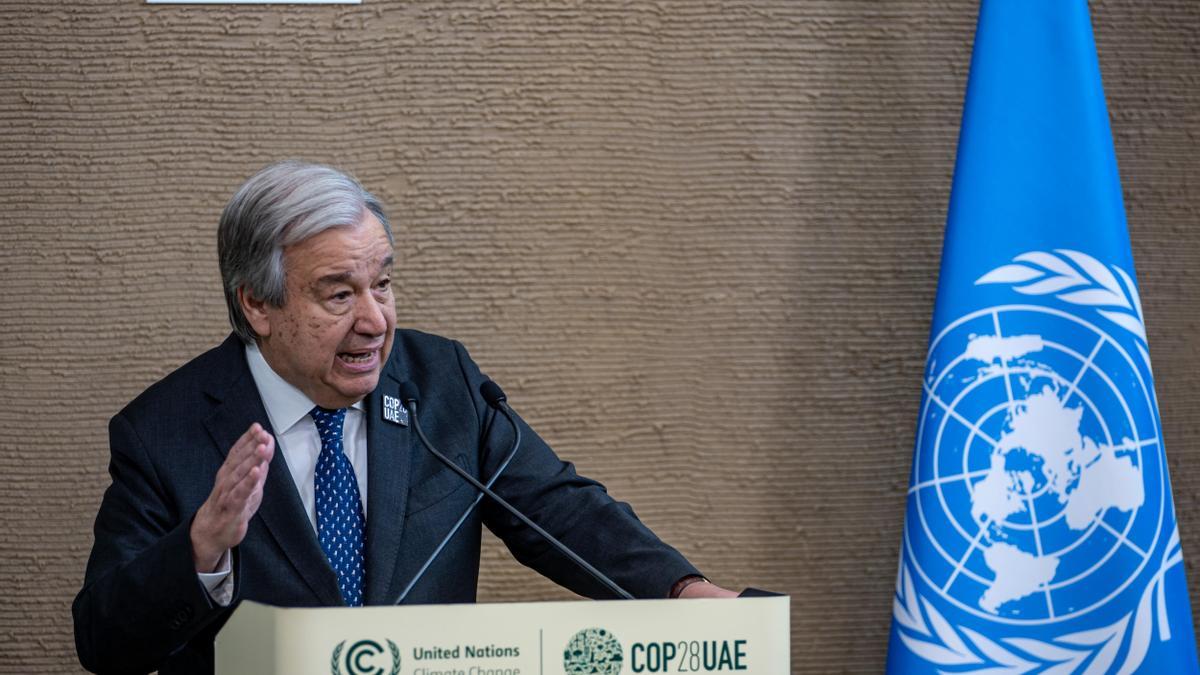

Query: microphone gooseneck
<box><xmin>393</xmin><ymin>381</ymin><xmax>522</xmax><ymax>604</ymax></box>
<box><xmin>397</xmin><ymin>381</ymin><xmax>634</xmax><ymax>601</ymax></box>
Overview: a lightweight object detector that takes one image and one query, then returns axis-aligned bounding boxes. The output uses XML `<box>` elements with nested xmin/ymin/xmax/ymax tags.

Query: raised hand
<box><xmin>189</xmin><ymin>424</ymin><xmax>275</xmax><ymax>573</ymax></box>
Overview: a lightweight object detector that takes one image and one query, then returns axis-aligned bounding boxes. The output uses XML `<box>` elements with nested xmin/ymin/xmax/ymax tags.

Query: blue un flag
<box><xmin>886</xmin><ymin>1</ymin><xmax>1200</xmax><ymax>672</ymax></box>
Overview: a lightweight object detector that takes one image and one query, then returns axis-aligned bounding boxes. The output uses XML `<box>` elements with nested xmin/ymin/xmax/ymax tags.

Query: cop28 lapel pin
<box><xmin>382</xmin><ymin>394</ymin><xmax>408</xmax><ymax>427</ymax></box>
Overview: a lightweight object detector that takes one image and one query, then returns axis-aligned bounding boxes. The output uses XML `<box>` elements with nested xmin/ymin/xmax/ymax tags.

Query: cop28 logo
<box><xmin>330</xmin><ymin>639</ymin><xmax>400</xmax><ymax>675</ymax></box>
<box><xmin>894</xmin><ymin>250</ymin><xmax>1185</xmax><ymax>672</ymax></box>
<box><xmin>564</xmin><ymin>627</ymin><xmax>623</xmax><ymax>675</ymax></box>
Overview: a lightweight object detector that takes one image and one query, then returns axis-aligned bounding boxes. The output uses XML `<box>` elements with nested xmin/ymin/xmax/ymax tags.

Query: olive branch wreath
<box><xmin>331</xmin><ymin>641</ymin><xmax>343</xmax><ymax>675</ymax></box>
<box><xmin>388</xmin><ymin>640</ymin><xmax>401</xmax><ymax>675</ymax></box>
<box><xmin>893</xmin><ymin>527</ymin><xmax>1182</xmax><ymax>673</ymax></box>
<box><xmin>974</xmin><ymin>249</ymin><xmax>1151</xmax><ymax>373</ymax></box>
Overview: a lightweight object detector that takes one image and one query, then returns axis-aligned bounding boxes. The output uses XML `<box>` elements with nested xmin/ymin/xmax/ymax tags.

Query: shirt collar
<box><xmin>244</xmin><ymin>342</ymin><xmax>364</xmax><ymax>435</ymax></box>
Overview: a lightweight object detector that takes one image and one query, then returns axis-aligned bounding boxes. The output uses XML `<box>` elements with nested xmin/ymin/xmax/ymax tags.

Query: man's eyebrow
<box><xmin>314</xmin><ymin>272</ymin><xmax>352</xmax><ymax>287</ymax></box>
<box><xmin>313</xmin><ymin>256</ymin><xmax>394</xmax><ymax>288</ymax></box>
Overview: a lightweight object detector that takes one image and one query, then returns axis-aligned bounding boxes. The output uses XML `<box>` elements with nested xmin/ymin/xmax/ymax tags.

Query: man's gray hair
<box><xmin>218</xmin><ymin>160</ymin><xmax>393</xmax><ymax>344</ymax></box>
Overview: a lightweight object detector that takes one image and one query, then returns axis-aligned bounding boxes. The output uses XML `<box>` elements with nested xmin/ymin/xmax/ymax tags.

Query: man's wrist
<box><xmin>669</xmin><ymin>574</ymin><xmax>710</xmax><ymax>598</ymax></box>
<box><xmin>192</xmin><ymin>543</ymin><xmax>223</xmax><ymax>573</ymax></box>
<box><xmin>189</xmin><ymin>510</ymin><xmax>224</xmax><ymax>573</ymax></box>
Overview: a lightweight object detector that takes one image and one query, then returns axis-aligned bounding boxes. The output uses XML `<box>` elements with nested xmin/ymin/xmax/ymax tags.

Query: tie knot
<box><xmin>310</xmin><ymin>406</ymin><xmax>347</xmax><ymax>442</ymax></box>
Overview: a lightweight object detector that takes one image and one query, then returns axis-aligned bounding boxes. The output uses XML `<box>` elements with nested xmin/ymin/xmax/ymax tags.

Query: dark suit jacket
<box><xmin>73</xmin><ymin>330</ymin><xmax>699</xmax><ymax>675</ymax></box>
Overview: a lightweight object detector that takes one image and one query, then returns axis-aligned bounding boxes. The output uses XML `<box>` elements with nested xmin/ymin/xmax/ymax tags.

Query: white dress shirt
<box><xmin>198</xmin><ymin>343</ymin><xmax>370</xmax><ymax>604</ymax></box>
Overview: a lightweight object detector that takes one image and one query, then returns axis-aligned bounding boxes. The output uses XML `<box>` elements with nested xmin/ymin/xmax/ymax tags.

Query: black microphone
<box><xmin>393</xmin><ymin>380</ymin><xmax>522</xmax><ymax>604</ymax></box>
<box><xmin>480</xmin><ymin>380</ymin><xmax>506</xmax><ymax>406</ymax></box>
<box><xmin>399</xmin><ymin>380</ymin><xmax>421</xmax><ymax>406</ymax></box>
<box><xmin>398</xmin><ymin>381</ymin><xmax>635</xmax><ymax>601</ymax></box>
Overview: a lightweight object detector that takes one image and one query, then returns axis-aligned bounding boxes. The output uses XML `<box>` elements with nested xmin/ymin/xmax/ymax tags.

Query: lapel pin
<box><xmin>382</xmin><ymin>394</ymin><xmax>409</xmax><ymax>427</ymax></box>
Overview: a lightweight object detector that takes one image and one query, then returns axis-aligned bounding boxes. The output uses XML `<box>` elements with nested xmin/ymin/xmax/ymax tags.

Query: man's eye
<box><xmin>375</xmin><ymin>278</ymin><xmax>391</xmax><ymax>291</ymax></box>
<box><xmin>330</xmin><ymin>291</ymin><xmax>351</xmax><ymax>302</ymax></box>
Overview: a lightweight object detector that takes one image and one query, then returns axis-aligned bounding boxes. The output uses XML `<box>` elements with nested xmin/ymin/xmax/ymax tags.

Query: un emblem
<box><xmin>894</xmin><ymin>250</ymin><xmax>1185</xmax><ymax>672</ymax></box>
<box><xmin>909</xmin><ymin>303</ymin><xmax>1162</xmax><ymax>620</ymax></box>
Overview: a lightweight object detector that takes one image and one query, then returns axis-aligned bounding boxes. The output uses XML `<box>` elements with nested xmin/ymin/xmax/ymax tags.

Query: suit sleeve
<box><xmin>72</xmin><ymin>413</ymin><xmax>231</xmax><ymax>674</ymax></box>
<box><xmin>450</xmin><ymin>341</ymin><xmax>702</xmax><ymax>599</ymax></box>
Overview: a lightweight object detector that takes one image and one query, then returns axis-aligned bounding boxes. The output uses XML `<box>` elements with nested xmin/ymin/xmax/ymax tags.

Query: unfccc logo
<box><xmin>330</xmin><ymin>639</ymin><xmax>400</xmax><ymax>675</ymax></box>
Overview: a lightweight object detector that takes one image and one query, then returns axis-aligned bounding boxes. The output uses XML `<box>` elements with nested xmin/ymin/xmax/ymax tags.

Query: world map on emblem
<box><xmin>905</xmin><ymin>305</ymin><xmax>1166</xmax><ymax>624</ymax></box>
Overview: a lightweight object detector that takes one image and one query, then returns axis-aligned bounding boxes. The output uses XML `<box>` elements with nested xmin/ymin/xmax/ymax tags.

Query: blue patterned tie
<box><xmin>310</xmin><ymin>407</ymin><xmax>365</xmax><ymax>606</ymax></box>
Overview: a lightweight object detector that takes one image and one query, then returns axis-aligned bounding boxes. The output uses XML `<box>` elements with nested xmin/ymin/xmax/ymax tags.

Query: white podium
<box><xmin>216</xmin><ymin>596</ymin><xmax>789</xmax><ymax>674</ymax></box>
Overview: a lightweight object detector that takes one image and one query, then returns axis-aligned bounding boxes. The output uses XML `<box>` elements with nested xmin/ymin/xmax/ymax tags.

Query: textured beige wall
<box><xmin>2</xmin><ymin>0</ymin><xmax>1198</xmax><ymax>672</ymax></box>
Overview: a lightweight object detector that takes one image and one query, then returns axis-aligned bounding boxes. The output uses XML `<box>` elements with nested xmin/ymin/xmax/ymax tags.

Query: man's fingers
<box><xmin>224</xmin><ymin>428</ymin><xmax>274</xmax><ymax>486</ymax></box>
<box><xmin>243</xmin><ymin>436</ymin><xmax>274</xmax><ymax>482</ymax></box>
<box><xmin>223</xmin><ymin>438</ymin><xmax>274</xmax><ymax>508</ymax></box>
<box><xmin>228</xmin><ymin>423</ymin><xmax>266</xmax><ymax>465</ymax></box>
<box><xmin>226</xmin><ymin>438</ymin><xmax>269</xmax><ymax>485</ymax></box>
<box><xmin>213</xmin><ymin>423</ymin><xmax>262</xmax><ymax>482</ymax></box>
<box><xmin>228</xmin><ymin>464</ymin><xmax>263</xmax><ymax>504</ymax></box>
<box><xmin>258</xmin><ymin>433</ymin><xmax>275</xmax><ymax>463</ymax></box>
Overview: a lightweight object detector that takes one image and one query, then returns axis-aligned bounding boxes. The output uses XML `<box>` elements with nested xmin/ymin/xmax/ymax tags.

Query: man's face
<box><xmin>244</xmin><ymin>211</ymin><xmax>396</xmax><ymax>409</ymax></box>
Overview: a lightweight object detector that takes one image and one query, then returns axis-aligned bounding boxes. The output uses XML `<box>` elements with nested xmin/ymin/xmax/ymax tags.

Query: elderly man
<box><xmin>73</xmin><ymin>161</ymin><xmax>733</xmax><ymax>675</ymax></box>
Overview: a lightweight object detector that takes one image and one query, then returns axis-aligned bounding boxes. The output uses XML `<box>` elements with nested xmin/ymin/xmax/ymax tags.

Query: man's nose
<box><xmin>354</xmin><ymin>293</ymin><xmax>388</xmax><ymax>335</ymax></box>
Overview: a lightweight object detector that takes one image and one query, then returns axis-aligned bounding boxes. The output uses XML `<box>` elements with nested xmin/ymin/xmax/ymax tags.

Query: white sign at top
<box><xmin>147</xmin><ymin>1</ymin><xmax>360</xmax><ymax>4</ymax></box>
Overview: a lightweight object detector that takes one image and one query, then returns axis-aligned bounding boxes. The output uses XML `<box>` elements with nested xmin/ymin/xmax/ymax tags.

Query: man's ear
<box><xmin>238</xmin><ymin>287</ymin><xmax>272</xmax><ymax>339</ymax></box>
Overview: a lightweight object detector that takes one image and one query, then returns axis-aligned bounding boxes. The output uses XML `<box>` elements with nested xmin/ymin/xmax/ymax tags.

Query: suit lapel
<box><xmin>364</xmin><ymin>368</ymin><xmax>415</xmax><ymax>605</ymax></box>
<box><xmin>200</xmin><ymin>336</ymin><xmax>343</xmax><ymax>607</ymax></box>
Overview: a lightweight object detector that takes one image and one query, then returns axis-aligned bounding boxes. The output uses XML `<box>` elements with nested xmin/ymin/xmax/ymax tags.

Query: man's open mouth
<box><xmin>338</xmin><ymin>350</ymin><xmax>376</xmax><ymax>364</ymax></box>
